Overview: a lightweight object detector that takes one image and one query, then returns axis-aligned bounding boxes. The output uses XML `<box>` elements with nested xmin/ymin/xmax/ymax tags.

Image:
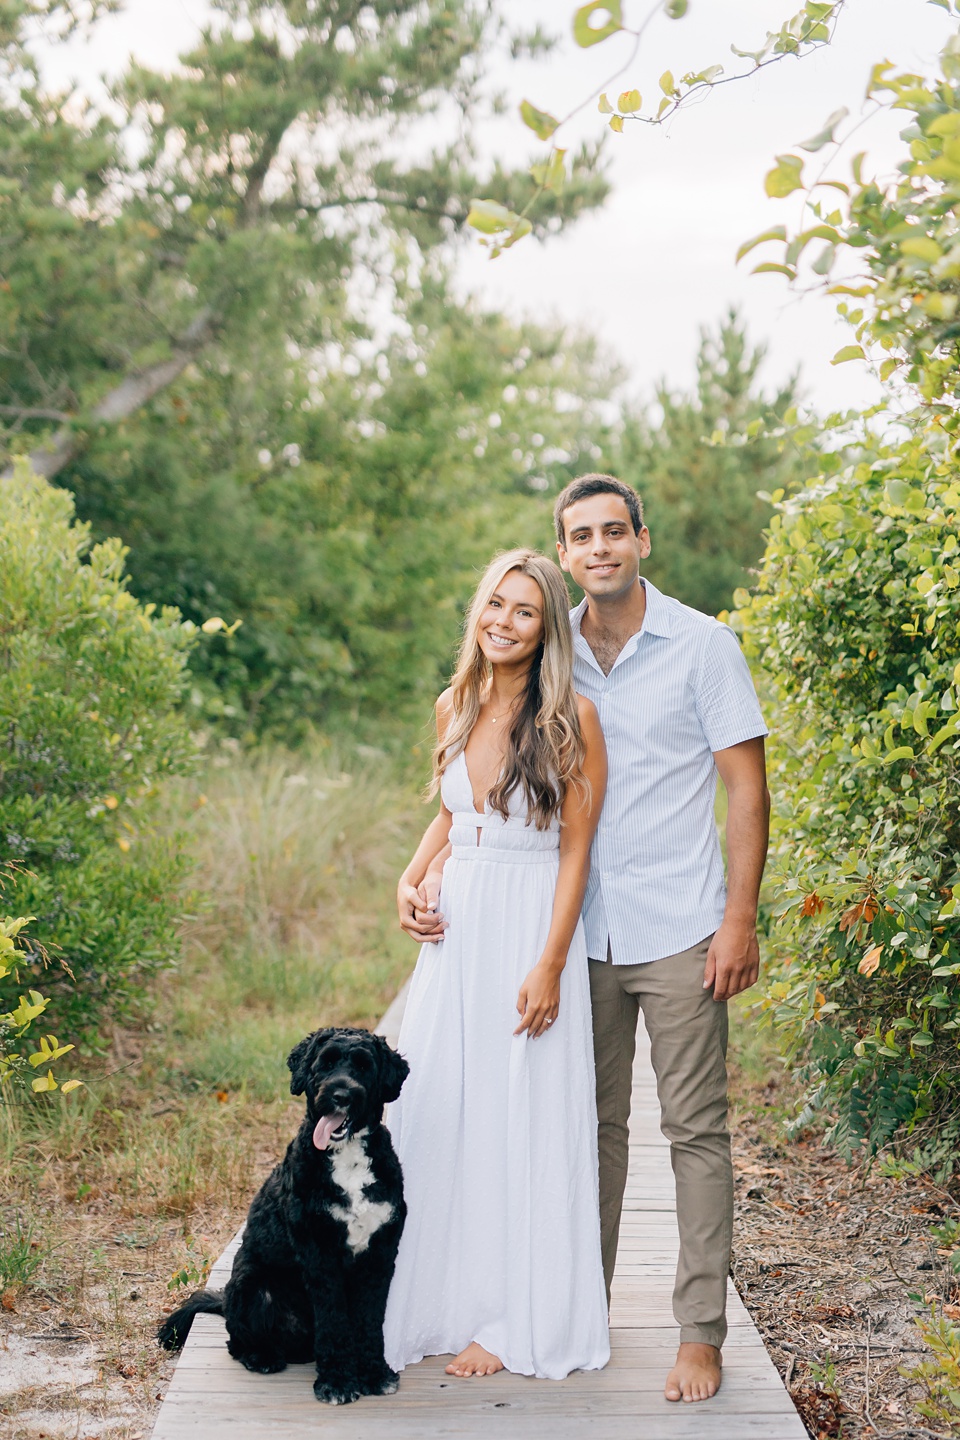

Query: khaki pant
<box><xmin>589</xmin><ymin>936</ymin><xmax>732</xmax><ymax>1349</ymax></box>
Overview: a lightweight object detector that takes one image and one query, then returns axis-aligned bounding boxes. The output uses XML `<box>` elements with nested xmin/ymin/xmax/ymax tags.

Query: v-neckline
<box><xmin>459</xmin><ymin>747</ymin><xmax>493</xmax><ymax>817</ymax></box>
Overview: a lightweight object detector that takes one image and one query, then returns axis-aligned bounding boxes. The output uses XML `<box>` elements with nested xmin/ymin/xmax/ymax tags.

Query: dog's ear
<box><xmin>287</xmin><ymin>1028</ymin><xmax>333</xmax><ymax>1097</ymax></box>
<box><xmin>378</xmin><ymin>1039</ymin><xmax>409</xmax><ymax>1105</ymax></box>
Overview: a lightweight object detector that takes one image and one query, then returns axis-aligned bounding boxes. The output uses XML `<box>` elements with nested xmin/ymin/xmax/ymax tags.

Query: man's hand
<box><xmin>702</xmin><ymin>920</ymin><xmax>760</xmax><ymax>1002</ymax></box>
<box><xmin>397</xmin><ymin>880</ymin><xmax>446</xmax><ymax>944</ymax></box>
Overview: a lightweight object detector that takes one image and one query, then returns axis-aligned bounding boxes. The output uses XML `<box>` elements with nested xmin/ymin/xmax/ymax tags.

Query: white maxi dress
<box><xmin>383</xmin><ymin>750</ymin><xmax>610</xmax><ymax>1380</ymax></box>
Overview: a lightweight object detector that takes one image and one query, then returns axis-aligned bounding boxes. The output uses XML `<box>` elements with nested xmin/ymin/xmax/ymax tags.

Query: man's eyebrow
<box><xmin>570</xmin><ymin>519</ymin><xmax>627</xmax><ymax>533</ymax></box>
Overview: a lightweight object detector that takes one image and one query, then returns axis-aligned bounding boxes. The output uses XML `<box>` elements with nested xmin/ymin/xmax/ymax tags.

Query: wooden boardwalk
<box><xmin>152</xmin><ymin>985</ymin><xmax>806</xmax><ymax>1439</ymax></box>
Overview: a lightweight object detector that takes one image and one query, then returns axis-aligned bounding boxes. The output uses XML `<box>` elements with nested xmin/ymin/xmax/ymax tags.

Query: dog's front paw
<box><xmin>359</xmin><ymin>1364</ymin><xmax>399</xmax><ymax>1396</ymax></box>
<box><xmin>237</xmin><ymin>1351</ymin><xmax>286</xmax><ymax>1375</ymax></box>
<box><xmin>314</xmin><ymin>1376</ymin><xmax>362</xmax><ymax>1405</ymax></box>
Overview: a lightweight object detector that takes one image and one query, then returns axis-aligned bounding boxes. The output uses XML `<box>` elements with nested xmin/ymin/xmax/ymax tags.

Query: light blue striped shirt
<box><xmin>571</xmin><ymin>580</ymin><xmax>768</xmax><ymax>966</ymax></box>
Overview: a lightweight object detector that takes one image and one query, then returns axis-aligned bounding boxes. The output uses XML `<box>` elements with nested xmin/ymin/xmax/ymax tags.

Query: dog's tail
<box><xmin>157</xmin><ymin>1289</ymin><xmax>225</xmax><ymax>1351</ymax></box>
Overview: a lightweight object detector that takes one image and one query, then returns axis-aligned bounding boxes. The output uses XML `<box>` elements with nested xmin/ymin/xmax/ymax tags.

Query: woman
<box><xmin>383</xmin><ymin>548</ymin><xmax>609</xmax><ymax>1382</ymax></box>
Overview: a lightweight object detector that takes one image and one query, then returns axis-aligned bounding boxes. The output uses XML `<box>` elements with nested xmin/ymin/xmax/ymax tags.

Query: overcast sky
<box><xmin>35</xmin><ymin>0</ymin><xmax>954</xmax><ymax>415</ymax></box>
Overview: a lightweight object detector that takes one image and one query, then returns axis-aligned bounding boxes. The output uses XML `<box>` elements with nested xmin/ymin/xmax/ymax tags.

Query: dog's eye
<box><xmin>320</xmin><ymin>1047</ymin><xmax>340</xmax><ymax>1066</ymax></box>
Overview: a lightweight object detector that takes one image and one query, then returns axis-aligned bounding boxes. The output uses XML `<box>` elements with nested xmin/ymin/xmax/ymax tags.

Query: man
<box><xmin>399</xmin><ymin>473</ymin><xmax>769</xmax><ymax>1405</ymax></box>
<box><xmin>555</xmin><ymin>472</ymin><xmax>769</xmax><ymax>1404</ymax></box>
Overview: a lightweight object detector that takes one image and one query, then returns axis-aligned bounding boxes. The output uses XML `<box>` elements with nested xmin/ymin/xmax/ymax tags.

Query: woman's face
<box><xmin>477</xmin><ymin>569</ymin><xmax>545</xmax><ymax>670</ymax></box>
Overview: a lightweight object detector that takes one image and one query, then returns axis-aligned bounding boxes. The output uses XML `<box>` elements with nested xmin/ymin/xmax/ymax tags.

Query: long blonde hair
<box><xmin>432</xmin><ymin>549</ymin><xmax>586</xmax><ymax>830</ymax></box>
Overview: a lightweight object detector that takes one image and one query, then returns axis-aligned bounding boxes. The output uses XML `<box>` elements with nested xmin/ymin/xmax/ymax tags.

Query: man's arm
<box><xmin>705</xmin><ymin>736</ymin><xmax>770</xmax><ymax>1003</ymax></box>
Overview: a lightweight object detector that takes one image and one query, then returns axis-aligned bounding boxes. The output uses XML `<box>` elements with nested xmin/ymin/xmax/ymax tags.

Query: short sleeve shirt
<box><xmin>571</xmin><ymin>580</ymin><xmax>768</xmax><ymax>965</ymax></box>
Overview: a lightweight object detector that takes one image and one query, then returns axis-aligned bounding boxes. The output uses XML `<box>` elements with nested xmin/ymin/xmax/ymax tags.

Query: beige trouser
<box><xmin>589</xmin><ymin>935</ymin><xmax>732</xmax><ymax>1350</ymax></box>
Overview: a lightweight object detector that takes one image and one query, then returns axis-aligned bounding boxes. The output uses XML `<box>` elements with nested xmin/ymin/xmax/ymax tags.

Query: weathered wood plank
<box><xmin>151</xmin><ymin>1009</ymin><xmax>806</xmax><ymax>1439</ymax></box>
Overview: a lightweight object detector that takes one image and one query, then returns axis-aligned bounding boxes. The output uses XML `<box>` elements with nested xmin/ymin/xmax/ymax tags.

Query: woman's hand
<box><xmin>514</xmin><ymin>960</ymin><xmax>562</xmax><ymax>1039</ymax></box>
<box><xmin>398</xmin><ymin>879</ymin><xmax>446</xmax><ymax>943</ymax></box>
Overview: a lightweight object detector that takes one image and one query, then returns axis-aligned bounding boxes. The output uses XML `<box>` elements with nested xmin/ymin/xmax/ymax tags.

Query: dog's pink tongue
<box><xmin>312</xmin><ymin>1113</ymin><xmax>345</xmax><ymax>1151</ymax></box>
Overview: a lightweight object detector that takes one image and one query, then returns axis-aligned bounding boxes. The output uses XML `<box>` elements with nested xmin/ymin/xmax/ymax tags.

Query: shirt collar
<box><xmin>638</xmin><ymin>578</ymin><xmax>674</xmax><ymax>638</ymax></box>
<box><xmin>569</xmin><ymin>578</ymin><xmax>674</xmax><ymax>641</ymax></box>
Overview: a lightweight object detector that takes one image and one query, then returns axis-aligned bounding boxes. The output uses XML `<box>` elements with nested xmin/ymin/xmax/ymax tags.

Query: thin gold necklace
<box><xmin>486</xmin><ymin>696</ymin><xmax>515</xmax><ymax>725</ymax></box>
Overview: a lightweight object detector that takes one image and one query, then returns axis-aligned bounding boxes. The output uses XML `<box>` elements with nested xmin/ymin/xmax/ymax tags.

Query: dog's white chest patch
<box><xmin>329</xmin><ymin>1136</ymin><xmax>394</xmax><ymax>1255</ymax></box>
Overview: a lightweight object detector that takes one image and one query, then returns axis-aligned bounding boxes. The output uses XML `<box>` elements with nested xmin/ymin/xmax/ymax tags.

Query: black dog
<box><xmin>158</xmin><ymin>1026</ymin><xmax>409</xmax><ymax>1405</ymax></box>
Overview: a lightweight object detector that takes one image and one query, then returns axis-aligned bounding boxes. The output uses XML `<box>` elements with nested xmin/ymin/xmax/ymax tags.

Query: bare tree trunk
<box><xmin>1</xmin><ymin>309</ymin><xmax>217</xmax><ymax>483</ymax></box>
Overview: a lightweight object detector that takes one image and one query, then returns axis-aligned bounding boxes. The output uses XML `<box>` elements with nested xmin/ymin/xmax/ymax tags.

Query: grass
<box><xmin>0</xmin><ymin>1214</ymin><xmax>45</xmax><ymax>1292</ymax></box>
<box><xmin>156</xmin><ymin>743</ymin><xmax>422</xmax><ymax>1100</ymax></box>
<box><xmin>0</xmin><ymin>741</ymin><xmax>427</xmax><ymax>1438</ymax></box>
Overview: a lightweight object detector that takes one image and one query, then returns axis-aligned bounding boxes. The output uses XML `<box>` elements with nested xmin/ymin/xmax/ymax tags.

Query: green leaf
<box><xmin>765</xmin><ymin>154</ymin><xmax>805</xmax><ymax>198</ymax></box>
<box><xmin>900</xmin><ymin>236</ymin><xmax>943</xmax><ymax>263</ymax></box>
<box><xmin>597</xmin><ymin>93</ymin><xmax>614</xmax><ymax>114</ymax></box>
<box><xmin>617</xmin><ymin>89</ymin><xmax>642</xmax><ymax>113</ymax></box>
<box><xmin>520</xmin><ymin>100</ymin><xmax>559</xmax><ymax>141</ymax></box>
<box><xmin>884</xmin><ymin>746</ymin><xmax>916</xmax><ymax>764</ymax></box>
<box><xmin>497</xmin><ymin>217</ymin><xmax>532</xmax><ymax>251</ymax></box>
<box><xmin>573</xmin><ymin>1</ymin><xmax>622</xmax><ymax>48</ymax></box>
<box><xmin>799</xmin><ymin>106</ymin><xmax>850</xmax><ymax>153</ymax></box>
<box><xmin>751</xmin><ymin>262</ymin><xmax>798</xmax><ymax>279</ymax></box>
<box><xmin>665</xmin><ymin>0</ymin><xmax>688</xmax><ymax>15</ymax></box>
<box><xmin>735</xmin><ymin>225</ymin><xmax>787</xmax><ymax>263</ymax></box>
<box><xmin>831</xmin><ymin>345</ymin><xmax>865</xmax><ymax>364</ymax></box>
<box><xmin>659</xmin><ymin>70</ymin><xmax>676</xmax><ymax>95</ymax></box>
<box><xmin>927</xmin><ymin>111</ymin><xmax>960</xmax><ymax>137</ymax></box>
<box><xmin>542</xmin><ymin>149</ymin><xmax>567</xmax><ymax>194</ymax></box>
<box><xmin>466</xmin><ymin>199</ymin><xmax>520</xmax><ymax>235</ymax></box>
<box><xmin>609</xmin><ymin>114</ymin><xmax>624</xmax><ymax>133</ymax></box>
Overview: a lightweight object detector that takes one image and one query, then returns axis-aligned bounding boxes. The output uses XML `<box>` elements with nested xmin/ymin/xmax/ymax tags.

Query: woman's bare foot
<box><xmin>664</xmin><ymin>1342</ymin><xmax>722</xmax><ymax>1402</ymax></box>
<box><xmin>445</xmin><ymin>1342</ymin><xmax>504</xmax><ymax>1377</ymax></box>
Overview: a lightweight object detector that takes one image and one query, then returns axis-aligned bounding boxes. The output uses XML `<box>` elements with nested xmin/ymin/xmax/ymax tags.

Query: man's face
<box><xmin>556</xmin><ymin>495</ymin><xmax>650</xmax><ymax>600</ymax></box>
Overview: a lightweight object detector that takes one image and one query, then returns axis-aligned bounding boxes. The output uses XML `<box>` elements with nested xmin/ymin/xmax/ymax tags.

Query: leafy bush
<box><xmin>0</xmin><ymin>463</ymin><xmax>197</xmax><ymax>1040</ymax></box>
<box><xmin>0</xmin><ymin>903</ymin><xmax>79</xmax><ymax>1094</ymax></box>
<box><xmin>730</xmin><ymin>21</ymin><xmax>960</xmax><ymax>1175</ymax></box>
<box><xmin>736</xmin><ymin>432</ymin><xmax>960</xmax><ymax>1166</ymax></box>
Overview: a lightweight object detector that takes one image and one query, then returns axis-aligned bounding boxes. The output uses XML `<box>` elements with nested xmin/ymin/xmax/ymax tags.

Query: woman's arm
<box><xmin>397</xmin><ymin>690</ymin><xmax>455</xmax><ymax>942</ymax></box>
<box><xmin>514</xmin><ymin>698</ymin><xmax>607</xmax><ymax>1039</ymax></box>
<box><xmin>397</xmin><ymin>807</ymin><xmax>453</xmax><ymax>941</ymax></box>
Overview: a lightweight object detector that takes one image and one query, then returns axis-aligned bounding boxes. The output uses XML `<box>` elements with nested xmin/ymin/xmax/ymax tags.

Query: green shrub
<box><xmin>0</xmin><ymin>463</ymin><xmax>197</xmax><ymax>1041</ymax></box>
<box><xmin>736</xmin><ymin>430</ymin><xmax>960</xmax><ymax>1167</ymax></box>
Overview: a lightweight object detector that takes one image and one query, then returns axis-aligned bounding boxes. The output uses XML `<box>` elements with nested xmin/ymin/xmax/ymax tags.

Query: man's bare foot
<box><xmin>664</xmin><ymin>1342</ymin><xmax>722</xmax><ymax>1403</ymax></box>
<box><xmin>445</xmin><ymin>1342</ymin><xmax>504</xmax><ymax>1377</ymax></box>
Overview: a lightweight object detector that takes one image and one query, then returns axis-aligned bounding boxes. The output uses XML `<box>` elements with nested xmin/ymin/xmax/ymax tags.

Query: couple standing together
<box><xmin>384</xmin><ymin>473</ymin><xmax>770</xmax><ymax>1404</ymax></box>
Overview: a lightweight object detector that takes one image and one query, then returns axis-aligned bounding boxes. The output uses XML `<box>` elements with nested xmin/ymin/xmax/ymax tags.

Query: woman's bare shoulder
<box><xmin>435</xmin><ymin>686</ymin><xmax>454</xmax><ymax>717</ymax></box>
<box><xmin>435</xmin><ymin>687</ymin><xmax>455</xmax><ymax>739</ymax></box>
<box><xmin>575</xmin><ymin>692</ymin><xmax>600</xmax><ymax>729</ymax></box>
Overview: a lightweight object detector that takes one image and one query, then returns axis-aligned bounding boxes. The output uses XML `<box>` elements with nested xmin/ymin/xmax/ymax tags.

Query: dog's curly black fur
<box><xmin>157</xmin><ymin>1027</ymin><xmax>409</xmax><ymax>1405</ymax></box>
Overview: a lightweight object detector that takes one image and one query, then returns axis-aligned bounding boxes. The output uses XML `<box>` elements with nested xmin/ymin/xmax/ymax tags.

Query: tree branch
<box><xmin>1</xmin><ymin>308</ymin><xmax>217</xmax><ymax>483</ymax></box>
<box><xmin>281</xmin><ymin>192</ymin><xmax>469</xmax><ymax>224</ymax></box>
<box><xmin>0</xmin><ymin>405</ymin><xmax>71</xmax><ymax>423</ymax></box>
